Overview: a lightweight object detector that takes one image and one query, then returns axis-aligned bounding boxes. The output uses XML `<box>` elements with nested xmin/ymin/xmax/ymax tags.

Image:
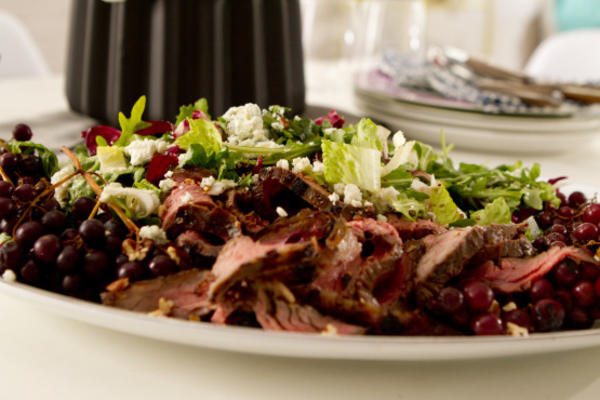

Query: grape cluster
<box><xmin>431</xmin><ymin>189</ymin><xmax>600</xmax><ymax>335</ymax></box>
<box><xmin>0</xmin><ymin>125</ymin><xmax>184</xmax><ymax>301</ymax></box>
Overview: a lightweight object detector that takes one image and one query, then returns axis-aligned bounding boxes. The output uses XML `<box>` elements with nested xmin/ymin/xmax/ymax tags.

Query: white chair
<box><xmin>525</xmin><ymin>28</ymin><xmax>600</xmax><ymax>82</ymax></box>
<box><xmin>0</xmin><ymin>10</ymin><xmax>50</xmax><ymax>78</ymax></box>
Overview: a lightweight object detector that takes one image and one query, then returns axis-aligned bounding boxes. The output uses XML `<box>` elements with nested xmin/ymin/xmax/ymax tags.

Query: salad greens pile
<box><xmin>45</xmin><ymin>95</ymin><xmax>559</xmax><ymax>226</ymax></box>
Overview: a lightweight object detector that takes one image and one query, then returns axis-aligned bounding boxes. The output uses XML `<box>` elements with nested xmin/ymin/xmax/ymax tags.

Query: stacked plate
<box><xmin>355</xmin><ymin>84</ymin><xmax>600</xmax><ymax>154</ymax></box>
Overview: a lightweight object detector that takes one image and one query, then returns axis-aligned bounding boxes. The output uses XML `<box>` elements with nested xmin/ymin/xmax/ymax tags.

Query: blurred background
<box><xmin>1</xmin><ymin>0</ymin><xmax>593</xmax><ymax>76</ymax></box>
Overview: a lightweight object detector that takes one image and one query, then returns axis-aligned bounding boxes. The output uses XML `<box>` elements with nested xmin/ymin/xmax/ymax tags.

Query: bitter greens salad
<box><xmin>1</xmin><ymin>96</ymin><xmax>600</xmax><ymax>336</ymax></box>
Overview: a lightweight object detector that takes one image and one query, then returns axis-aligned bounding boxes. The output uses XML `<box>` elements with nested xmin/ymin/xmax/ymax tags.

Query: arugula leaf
<box><xmin>7</xmin><ymin>140</ymin><xmax>58</xmax><ymax>177</ymax></box>
<box><xmin>114</xmin><ymin>96</ymin><xmax>151</xmax><ymax>147</ymax></box>
<box><xmin>381</xmin><ymin>164</ymin><xmax>413</xmax><ymax>190</ymax></box>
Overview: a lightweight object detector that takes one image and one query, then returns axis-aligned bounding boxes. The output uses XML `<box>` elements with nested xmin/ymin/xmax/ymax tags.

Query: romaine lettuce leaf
<box><xmin>429</xmin><ymin>185</ymin><xmax>463</xmax><ymax>225</ymax></box>
<box><xmin>175</xmin><ymin>118</ymin><xmax>222</xmax><ymax>153</ymax></box>
<box><xmin>351</xmin><ymin>118</ymin><xmax>382</xmax><ymax>151</ymax></box>
<box><xmin>470</xmin><ymin>197</ymin><xmax>511</xmax><ymax>225</ymax></box>
<box><xmin>322</xmin><ymin>139</ymin><xmax>381</xmax><ymax>192</ymax></box>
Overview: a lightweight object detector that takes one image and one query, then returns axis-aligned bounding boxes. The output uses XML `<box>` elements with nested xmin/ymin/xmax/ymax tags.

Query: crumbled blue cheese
<box><xmin>328</xmin><ymin>192</ymin><xmax>340</xmax><ymax>205</ymax></box>
<box><xmin>124</xmin><ymin>139</ymin><xmax>171</xmax><ymax>166</ymax></box>
<box><xmin>275</xmin><ymin>207</ymin><xmax>288</xmax><ymax>217</ymax></box>
<box><xmin>100</xmin><ymin>183</ymin><xmax>160</xmax><ymax>219</ymax></box>
<box><xmin>373</xmin><ymin>186</ymin><xmax>401</xmax><ymax>211</ymax></box>
<box><xmin>200</xmin><ymin>176</ymin><xmax>237</xmax><ymax>196</ymax></box>
<box><xmin>222</xmin><ymin>103</ymin><xmax>282</xmax><ymax>149</ymax></box>
<box><xmin>343</xmin><ymin>184</ymin><xmax>363</xmax><ymax>208</ymax></box>
<box><xmin>271</xmin><ymin>121</ymin><xmax>285</xmax><ymax>131</ymax></box>
<box><xmin>291</xmin><ymin>157</ymin><xmax>311</xmax><ymax>174</ymax></box>
<box><xmin>51</xmin><ymin>164</ymin><xmax>76</xmax><ymax>207</ymax></box>
<box><xmin>376</xmin><ymin>214</ymin><xmax>388</xmax><ymax>222</ymax></box>
<box><xmin>392</xmin><ymin>130</ymin><xmax>406</xmax><ymax>148</ymax></box>
<box><xmin>139</xmin><ymin>225</ymin><xmax>168</xmax><ymax>245</ymax></box>
<box><xmin>158</xmin><ymin>178</ymin><xmax>176</xmax><ymax>192</ymax></box>
<box><xmin>180</xmin><ymin>191</ymin><xmax>194</xmax><ymax>204</ymax></box>
<box><xmin>333</xmin><ymin>183</ymin><xmax>346</xmax><ymax>196</ymax></box>
<box><xmin>2</xmin><ymin>269</ymin><xmax>16</xmax><ymax>282</ymax></box>
<box><xmin>312</xmin><ymin>160</ymin><xmax>325</xmax><ymax>174</ymax></box>
<box><xmin>276</xmin><ymin>159</ymin><xmax>290</xmax><ymax>170</ymax></box>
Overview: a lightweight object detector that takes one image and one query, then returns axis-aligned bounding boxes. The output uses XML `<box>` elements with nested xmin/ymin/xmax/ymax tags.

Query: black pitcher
<box><xmin>66</xmin><ymin>0</ymin><xmax>305</xmax><ymax>126</ymax></box>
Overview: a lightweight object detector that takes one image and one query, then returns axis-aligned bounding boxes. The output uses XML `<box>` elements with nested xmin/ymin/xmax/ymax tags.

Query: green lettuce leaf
<box><xmin>322</xmin><ymin>139</ymin><xmax>381</xmax><ymax>192</ymax></box>
<box><xmin>429</xmin><ymin>185</ymin><xmax>463</xmax><ymax>225</ymax></box>
<box><xmin>390</xmin><ymin>191</ymin><xmax>427</xmax><ymax>221</ymax></box>
<box><xmin>175</xmin><ymin>98</ymin><xmax>210</xmax><ymax>126</ymax></box>
<box><xmin>351</xmin><ymin>118</ymin><xmax>381</xmax><ymax>151</ymax></box>
<box><xmin>470</xmin><ymin>197</ymin><xmax>512</xmax><ymax>225</ymax></box>
<box><xmin>175</xmin><ymin>118</ymin><xmax>222</xmax><ymax>153</ymax></box>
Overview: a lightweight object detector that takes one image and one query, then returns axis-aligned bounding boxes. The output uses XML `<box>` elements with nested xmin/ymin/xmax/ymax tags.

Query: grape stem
<box><xmin>60</xmin><ymin>146</ymin><xmax>139</xmax><ymax>236</ymax></box>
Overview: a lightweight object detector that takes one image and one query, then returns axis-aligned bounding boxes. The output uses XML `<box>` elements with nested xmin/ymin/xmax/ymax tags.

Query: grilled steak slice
<box><xmin>415</xmin><ymin>224</ymin><xmax>521</xmax><ymax>305</ymax></box>
<box><xmin>471</xmin><ymin>246</ymin><xmax>598</xmax><ymax>293</ymax></box>
<box><xmin>176</xmin><ymin>230</ymin><xmax>222</xmax><ymax>259</ymax></box>
<box><xmin>252</xmin><ymin>167</ymin><xmax>333</xmax><ymax>219</ymax></box>
<box><xmin>170</xmin><ymin>168</ymin><xmax>213</xmax><ymax>185</ymax></box>
<box><xmin>253</xmin><ymin>284</ymin><xmax>366</xmax><ymax>334</ymax></box>
<box><xmin>224</xmin><ymin>188</ymin><xmax>269</xmax><ymax>235</ymax></box>
<box><xmin>209</xmin><ymin>236</ymin><xmax>318</xmax><ymax>302</ymax></box>
<box><xmin>101</xmin><ymin>269</ymin><xmax>214</xmax><ymax>319</ymax></box>
<box><xmin>385</xmin><ymin>214</ymin><xmax>447</xmax><ymax>241</ymax></box>
<box><xmin>160</xmin><ymin>183</ymin><xmax>241</xmax><ymax>241</ymax></box>
<box><xmin>470</xmin><ymin>236</ymin><xmax>534</xmax><ymax>266</ymax></box>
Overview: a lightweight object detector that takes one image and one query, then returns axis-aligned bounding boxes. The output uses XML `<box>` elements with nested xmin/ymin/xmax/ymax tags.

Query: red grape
<box><xmin>12</xmin><ymin>123</ymin><xmax>33</xmax><ymax>141</ymax></box>
<box><xmin>471</xmin><ymin>313</ymin><xmax>504</xmax><ymax>335</ymax></box>
<box><xmin>533</xmin><ymin>299</ymin><xmax>565</xmax><ymax>331</ymax></box>
<box><xmin>463</xmin><ymin>281</ymin><xmax>494</xmax><ymax>313</ymax></box>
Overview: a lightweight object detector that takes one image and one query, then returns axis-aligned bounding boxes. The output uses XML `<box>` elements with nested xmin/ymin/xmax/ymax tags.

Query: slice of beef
<box><xmin>160</xmin><ymin>183</ymin><xmax>241</xmax><ymax>241</ymax></box>
<box><xmin>470</xmin><ymin>236</ymin><xmax>534</xmax><ymax>266</ymax></box>
<box><xmin>256</xmin><ymin>209</ymin><xmax>339</xmax><ymax>244</ymax></box>
<box><xmin>252</xmin><ymin>167</ymin><xmax>333</xmax><ymax>219</ymax></box>
<box><xmin>223</xmin><ymin>188</ymin><xmax>269</xmax><ymax>235</ymax></box>
<box><xmin>253</xmin><ymin>284</ymin><xmax>366</xmax><ymax>334</ymax></box>
<box><xmin>471</xmin><ymin>246</ymin><xmax>598</xmax><ymax>293</ymax></box>
<box><xmin>101</xmin><ymin>269</ymin><xmax>214</xmax><ymax>319</ymax></box>
<box><xmin>385</xmin><ymin>214</ymin><xmax>447</xmax><ymax>241</ymax></box>
<box><xmin>170</xmin><ymin>168</ymin><xmax>213</xmax><ymax>185</ymax></box>
<box><xmin>415</xmin><ymin>224</ymin><xmax>521</xmax><ymax>305</ymax></box>
<box><xmin>209</xmin><ymin>235</ymin><xmax>318</xmax><ymax>302</ymax></box>
<box><xmin>176</xmin><ymin>230</ymin><xmax>222</xmax><ymax>259</ymax></box>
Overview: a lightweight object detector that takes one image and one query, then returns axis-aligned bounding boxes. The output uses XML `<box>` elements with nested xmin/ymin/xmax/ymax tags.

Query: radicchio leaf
<box><xmin>135</xmin><ymin>121</ymin><xmax>174</xmax><ymax>136</ymax></box>
<box><xmin>314</xmin><ymin>110</ymin><xmax>345</xmax><ymax>129</ymax></box>
<box><xmin>81</xmin><ymin>126</ymin><xmax>122</xmax><ymax>155</ymax></box>
<box><xmin>146</xmin><ymin>153</ymin><xmax>179</xmax><ymax>184</ymax></box>
<box><xmin>192</xmin><ymin>110</ymin><xmax>210</xmax><ymax>120</ymax></box>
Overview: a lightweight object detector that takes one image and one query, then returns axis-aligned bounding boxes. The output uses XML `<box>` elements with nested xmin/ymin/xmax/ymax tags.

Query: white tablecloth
<box><xmin>2</xmin><ymin>74</ymin><xmax>600</xmax><ymax>400</ymax></box>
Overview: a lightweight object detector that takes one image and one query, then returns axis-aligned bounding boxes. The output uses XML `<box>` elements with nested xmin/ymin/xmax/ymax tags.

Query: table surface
<box><xmin>2</xmin><ymin>72</ymin><xmax>600</xmax><ymax>400</ymax></box>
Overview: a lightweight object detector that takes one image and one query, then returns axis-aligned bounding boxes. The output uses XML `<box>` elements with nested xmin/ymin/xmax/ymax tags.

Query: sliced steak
<box><xmin>472</xmin><ymin>246</ymin><xmax>598</xmax><ymax>293</ymax></box>
<box><xmin>170</xmin><ymin>168</ymin><xmax>213</xmax><ymax>185</ymax></box>
<box><xmin>224</xmin><ymin>188</ymin><xmax>269</xmax><ymax>235</ymax></box>
<box><xmin>209</xmin><ymin>236</ymin><xmax>318</xmax><ymax>302</ymax></box>
<box><xmin>160</xmin><ymin>183</ymin><xmax>241</xmax><ymax>241</ymax></box>
<box><xmin>101</xmin><ymin>269</ymin><xmax>214</xmax><ymax>319</ymax></box>
<box><xmin>470</xmin><ymin>236</ymin><xmax>534</xmax><ymax>266</ymax></box>
<box><xmin>415</xmin><ymin>224</ymin><xmax>521</xmax><ymax>305</ymax></box>
<box><xmin>252</xmin><ymin>167</ymin><xmax>333</xmax><ymax>219</ymax></box>
<box><xmin>385</xmin><ymin>214</ymin><xmax>447</xmax><ymax>241</ymax></box>
<box><xmin>176</xmin><ymin>230</ymin><xmax>223</xmax><ymax>259</ymax></box>
<box><xmin>253</xmin><ymin>284</ymin><xmax>366</xmax><ymax>334</ymax></box>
